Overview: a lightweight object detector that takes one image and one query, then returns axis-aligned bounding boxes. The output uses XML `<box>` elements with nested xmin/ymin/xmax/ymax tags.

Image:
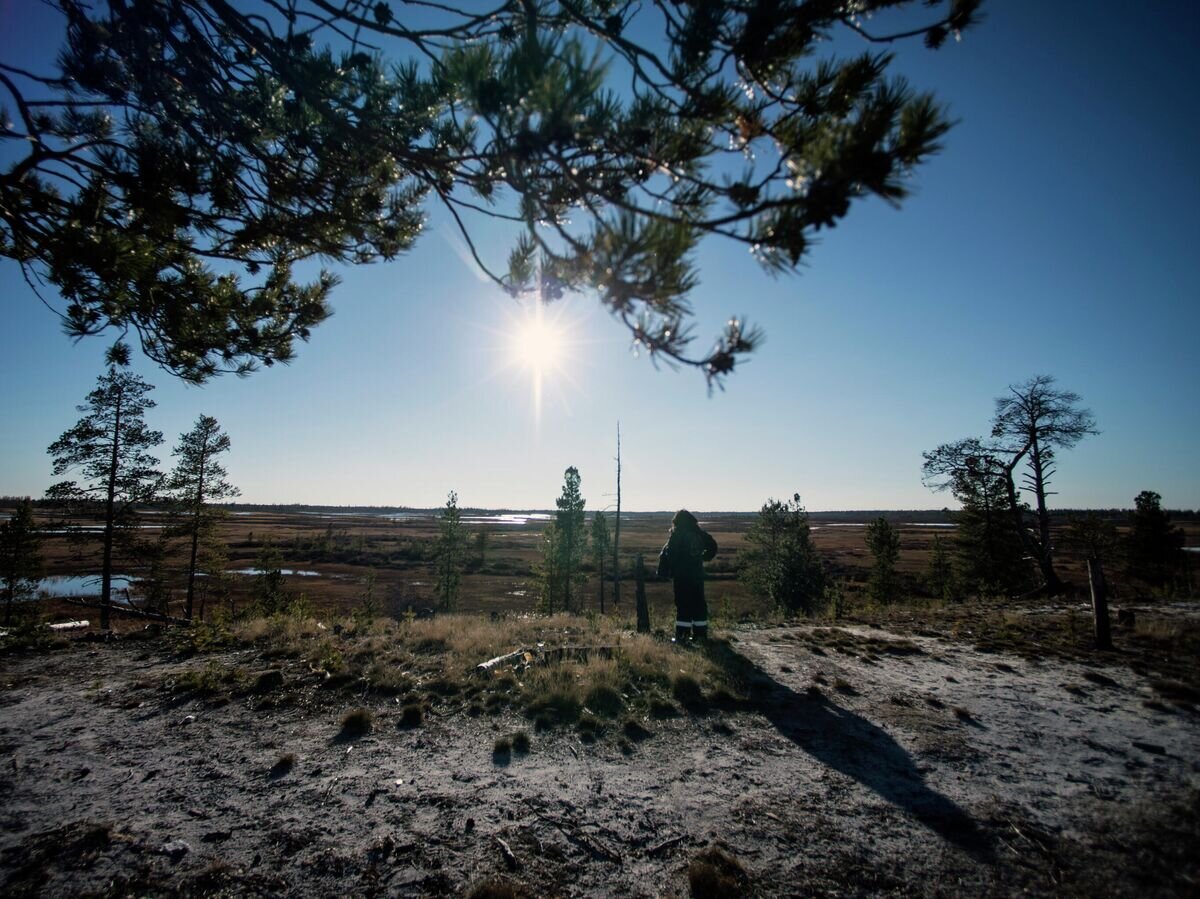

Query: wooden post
<box><xmin>1088</xmin><ymin>557</ymin><xmax>1113</xmax><ymax>651</ymax></box>
<box><xmin>635</xmin><ymin>553</ymin><xmax>649</xmax><ymax>634</ymax></box>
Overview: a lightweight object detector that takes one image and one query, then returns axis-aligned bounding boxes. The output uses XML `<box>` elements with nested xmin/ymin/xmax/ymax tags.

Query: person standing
<box><xmin>657</xmin><ymin>510</ymin><xmax>718</xmax><ymax>642</ymax></box>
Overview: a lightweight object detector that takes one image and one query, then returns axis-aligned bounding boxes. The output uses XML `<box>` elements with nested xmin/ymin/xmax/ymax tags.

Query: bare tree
<box><xmin>612</xmin><ymin>423</ymin><xmax>621</xmax><ymax>609</ymax></box>
<box><xmin>991</xmin><ymin>375</ymin><xmax>1097</xmax><ymax>594</ymax></box>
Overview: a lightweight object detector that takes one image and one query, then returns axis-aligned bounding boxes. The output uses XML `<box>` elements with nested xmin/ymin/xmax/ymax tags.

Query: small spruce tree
<box><xmin>434</xmin><ymin>491</ymin><xmax>466</xmax><ymax>611</ymax></box>
<box><xmin>553</xmin><ymin>467</ymin><xmax>588</xmax><ymax>613</ymax></box>
<box><xmin>925</xmin><ymin>533</ymin><xmax>955</xmax><ymax>602</ymax></box>
<box><xmin>1126</xmin><ymin>491</ymin><xmax>1185</xmax><ymax>590</ymax></box>
<box><xmin>1</xmin><ymin>499</ymin><xmax>43</xmax><ymax>626</ymax></box>
<box><xmin>740</xmin><ymin>494</ymin><xmax>825</xmax><ymax>615</ymax></box>
<box><xmin>164</xmin><ymin>415</ymin><xmax>239</xmax><ymax>620</ymax></box>
<box><xmin>865</xmin><ymin>517</ymin><xmax>902</xmax><ymax>604</ymax></box>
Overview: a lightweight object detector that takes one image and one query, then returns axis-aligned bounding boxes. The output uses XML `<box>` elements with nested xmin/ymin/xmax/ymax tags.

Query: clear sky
<box><xmin>1</xmin><ymin>0</ymin><xmax>1198</xmax><ymax>512</ymax></box>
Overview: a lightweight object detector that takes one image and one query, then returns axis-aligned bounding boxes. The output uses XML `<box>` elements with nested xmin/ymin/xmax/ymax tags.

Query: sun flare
<box><xmin>510</xmin><ymin>308</ymin><xmax>565</xmax><ymax>375</ymax></box>
<box><xmin>501</xmin><ymin>301</ymin><xmax>579</xmax><ymax>425</ymax></box>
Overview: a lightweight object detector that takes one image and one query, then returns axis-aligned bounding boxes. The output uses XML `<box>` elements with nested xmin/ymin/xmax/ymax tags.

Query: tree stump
<box><xmin>635</xmin><ymin>554</ymin><xmax>650</xmax><ymax>634</ymax></box>
<box><xmin>1088</xmin><ymin>557</ymin><xmax>1113</xmax><ymax>651</ymax></box>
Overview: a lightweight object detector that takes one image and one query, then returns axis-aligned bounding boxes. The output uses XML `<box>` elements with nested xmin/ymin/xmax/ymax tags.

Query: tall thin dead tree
<box><xmin>612</xmin><ymin>422</ymin><xmax>622</xmax><ymax>609</ymax></box>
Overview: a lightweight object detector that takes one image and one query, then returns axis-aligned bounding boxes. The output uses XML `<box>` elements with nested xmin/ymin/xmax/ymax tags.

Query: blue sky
<box><xmin>1</xmin><ymin>0</ymin><xmax>1197</xmax><ymax>511</ymax></box>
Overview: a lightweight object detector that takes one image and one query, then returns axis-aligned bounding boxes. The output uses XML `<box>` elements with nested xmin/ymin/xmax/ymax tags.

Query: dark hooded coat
<box><xmin>658</xmin><ymin>510</ymin><xmax>718</xmax><ymax>623</ymax></box>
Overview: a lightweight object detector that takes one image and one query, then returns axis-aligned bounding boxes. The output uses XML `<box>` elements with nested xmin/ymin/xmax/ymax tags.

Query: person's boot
<box><xmin>674</xmin><ymin>624</ymin><xmax>691</xmax><ymax>644</ymax></box>
<box><xmin>693</xmin><ymin>624</ymin><xmax>708</xmax><ymax>642</ymax></box>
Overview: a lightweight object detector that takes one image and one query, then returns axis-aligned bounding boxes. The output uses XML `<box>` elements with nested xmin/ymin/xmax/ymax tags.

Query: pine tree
<box><xmin>254</xmin><ymin>542</ymin><xmax>285</xmax><ymax>615</ymax></box>
<box><xmin>554</xmin><ymin>467</ymin><xmax>588</xmax><ymax>614</ymax></box>
<box><xmin>1</xmin><ymin>499</ymin><xmax>43</xmax><ymax>626</ymax></box>
<box><xmin>590</xmin><ymin>512</ymin><xmax>611</xmax><ymax>614</ymax></box>
<box><xmin>535</xmin><ymin>522</ymin><xmax>563</xmax><ymax>615</ymax></box>
<box><xmin>435</xmin><ymin>491</ymin><xmax>466</xmax><ymax>611</ymax></box>
<box><xmin>925</xmin><ymin>534</ymin><xmax>955</xmax><ymax>602</ymax></box>
<box><xmin>3</xmin><ymin>2</ymin><xmax>981</xmax><ymax>385</ymax></box>
<box><xmin>740</xmin><ymin>494</ymin><xmax>825</xmax><ymax>615</ymax></box>
<box><xmin>865</xmin><ymin>517</ymin><xmax>902</xmax><ymax>604</ymax></box>
<box><xmin>46</xmin><ymin>352</ymin><xmax>163</xmax><ymax>629</ymax></box>
<box><xmin>165</xmin><ymin>415</ymin><xmax>239</xmax><ymax>620</ymax></box>
<box><xmin>1126</xmin><ymin>491</ymin><xmax>1185</xmax><ymax>589</ymax></box>
<box><xmin>923</xmin><ymin>437</ymin><xmax>1032</xmax><ymax>596</ymax></box>
<box><xmin>990</xmin><ymin>376</ymin><xmax>1097</xmax><ymax>593</ymax></box>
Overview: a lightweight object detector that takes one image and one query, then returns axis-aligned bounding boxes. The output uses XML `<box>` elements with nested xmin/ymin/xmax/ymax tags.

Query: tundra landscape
<box><xmin>2</xmin><ymin>506</ymin><xmax>1198</xmax><ymax>896</ymax></box>
<box><xmin>2</xmin><ymin>0</ymin><xmax>1199</xmax><ymax>896</ymax></box>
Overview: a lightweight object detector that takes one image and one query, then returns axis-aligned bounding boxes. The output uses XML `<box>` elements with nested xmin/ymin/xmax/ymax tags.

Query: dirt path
<box><xmin>1</xmin><ymin>627</ymin><xmax>1197</xmax><ymax>897</ymax></box>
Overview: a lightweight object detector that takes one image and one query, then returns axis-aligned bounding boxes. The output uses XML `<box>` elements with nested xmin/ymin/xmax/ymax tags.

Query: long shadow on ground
<box><xmin>705</xmin><ymin>638</ymin><xmax>993</xmax><ymax>859</ymax></box>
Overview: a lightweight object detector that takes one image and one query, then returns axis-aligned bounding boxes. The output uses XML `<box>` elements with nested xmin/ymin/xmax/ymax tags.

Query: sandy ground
<box><xmin>1</xmin><ymin>626</ymin><xmax>1198</xmax><ymax>897</ymax></box>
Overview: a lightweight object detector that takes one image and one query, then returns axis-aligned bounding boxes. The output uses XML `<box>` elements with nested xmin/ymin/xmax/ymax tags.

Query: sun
<box><xmin>510</xmin><ymin>305</ymin><xmax>566</xmax><ymax>375</ymax></box>
<box><xmin>501</xmin><ymin>300</ymin><xmax>578</xmax><ymax>424</ymax></box>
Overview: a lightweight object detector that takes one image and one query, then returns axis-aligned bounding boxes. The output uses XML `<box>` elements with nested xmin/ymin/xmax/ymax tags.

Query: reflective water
<box><xmin>35</xmin><ymin>575</ymin><xmax>137</xmax><ymax>598</ymax></box>
<box><xmin>230</xmin><ymin>568</ymin><xmax>322</xmax><ymax>577</ymax></box>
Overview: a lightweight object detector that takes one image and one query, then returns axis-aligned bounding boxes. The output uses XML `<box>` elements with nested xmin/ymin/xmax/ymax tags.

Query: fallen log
<box><xmin>476</xmin><ymin>649</ymin><xmax>533</xmax><ymax>672</ymax></box>
<box><xmin>476</xmin><ymin>645</ymin><xmax>619</xmax><ymax>673</ymax></box>
<box><xmin>59</xmin><ymin>597</ymin><xmax>191</xmax><ymax>627</ymax></box>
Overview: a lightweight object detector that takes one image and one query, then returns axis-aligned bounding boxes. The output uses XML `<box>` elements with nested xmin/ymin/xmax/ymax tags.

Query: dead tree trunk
<box><xmin>612</xmin><ymin>422</ymin><xmax>621</xmax><ymax>609</ymax></box>
<box><xmin>635</xmin><ymin>553</ymin><xmax>649</xmax><ymax>634</ymax></box>
<box><xmin>1088</xmin><ymin>557</ymin><xmax>1112</xmax><ymax>651</ymax></box>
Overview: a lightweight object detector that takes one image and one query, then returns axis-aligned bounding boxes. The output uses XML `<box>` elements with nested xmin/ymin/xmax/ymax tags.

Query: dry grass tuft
<box><xmin>833</xmin><ymin>677</ymin><xmax>857</xmax><ymax>696</ymax></box>
<box><xmin>621</xmin><ymin>718</ymin><xmax>653</xmax><ymax>742</ymax></box>
<box><xmin>671</xmin><ymin>673</ymin><xmax>706</xmax><ymax>711</ymax></box>
<box><xmin>511</xmin><ymin>730</ymin><xmax>531</xmax><ymax>753</ymax></box>
<box><xmin>584</xmin><ymin>683</ymin><xmax>625</xmax><ymax>718</ymax></box>
<box><xmin>688</xmin><ymin>847</ymin><xmax>749</xmax><ymax>899</ymax></box>
<box><xmin>399</xmin><ymin>703</ymin><xmax>424</xmax><ymax>728</ymax></box>
<box><xmin>339</xmin><ymin>707</ymin><xmax>373</xmax><ymax>738</ymax></box>
<box><xmin>269</xmin><ymin>752</ymin><xmax>295</xmax><ymax>779</ymax></box>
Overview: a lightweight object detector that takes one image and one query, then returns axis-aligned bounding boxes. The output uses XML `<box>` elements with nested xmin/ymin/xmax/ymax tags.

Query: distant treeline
<box><xmin>2</xmin><ymin>498</ymin><xmax>1195</xmax><ymax>521</ymax></box>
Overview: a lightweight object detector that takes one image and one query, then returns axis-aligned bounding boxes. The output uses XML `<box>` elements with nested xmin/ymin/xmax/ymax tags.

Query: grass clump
<box><xmin>399</xmin><ymin>703</ymin><xmax>424</xmax><ymax>728</ymax></box>
<box><xmin>175</xmin><ymin>660</ymin><xmax>242</xmax><ymax>696</ymax></box>
<box><xmin>583</xmin><ymin>683</ymin><xmax>625</xmax><ymax>718</ymax></box>
<box><xmin>268</xmin><ymin>753</ymin><xmax>295</xmax><ymax>779</ymax></box>
<box><xmin>621</xmin><ymin>718</ymin><xmax>653</xmax><ymax>742</ymax></box>
<box><xmin>339</xmin><ymin>707</ymin><xmax>373</xmax><ymax>738</ymax></box>
<box><xmin>672</xmin><ymin>673</ymin><xmax>707</xmax><ymax>711</ymax></box>
<box><xmin>649</xmin><ymin>698</ymin><xmax>679</xmax><ymax>719</ymax></box>
<box><xmin>251</xmin><ymin>669</ymin><xmax>285</xmax><ymax>693</ymax></box>
<box><xmin>576</xmin><ymin>713</ymin><xmax>601</xmax><ymax>743</ymax></box>
<box><xmin>511</xmin><ymin>730</ymin><xmax>531</xmax><ymax>753</ymax></box>
<box><xmin>688</xmin><ymin>847</ymin><xmax>749</xmax><ymax>899</ymax></box>
<box><xmin>523</xmin><ymin>666</ymin><xmax>584</xmax><ymax>729</ymax></box>
<box><xmin>493</xmin><ymin>736</ymin><xmax>512</xmax><ymax>757</ymax></box>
